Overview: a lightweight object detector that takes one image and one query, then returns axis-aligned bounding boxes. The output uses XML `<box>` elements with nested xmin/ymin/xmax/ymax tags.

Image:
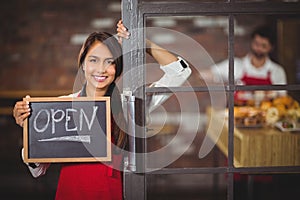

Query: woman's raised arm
<box><xmin>117</xmin><ymin>20</ymin><xmax>178</xmax><ymax>66</ymax></box>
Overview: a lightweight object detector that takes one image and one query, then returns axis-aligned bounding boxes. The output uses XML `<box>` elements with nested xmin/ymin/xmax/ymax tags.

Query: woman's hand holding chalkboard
<box><xmin>13</xmin><ymin>95</ymin><xmax>31</xmax><ymax>127</ymax></box>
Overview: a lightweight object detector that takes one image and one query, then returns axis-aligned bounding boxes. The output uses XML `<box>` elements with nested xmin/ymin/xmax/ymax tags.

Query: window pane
<box><xmin>233</xmin><ymin>88</ymin><xmax>300</xmax><ymax>167</ymax></box>
<box><xmin>147</xmin><ymin>173</ymin><xmax>227</xmax><ymax>200</ymax></box>
<box><xmin>146</xmin><ymin>15</ymin><xmax>229</xmax><ymax>87</ymax></box>
<box><xmin>145</xmin><ymin>91</ymin><xmax>228</xmax><ymax>169</ymax></box>
<box><xmin>234</xmin><ymin>173</ymin><xmax>300</xmax><ymax>200</ymax></box>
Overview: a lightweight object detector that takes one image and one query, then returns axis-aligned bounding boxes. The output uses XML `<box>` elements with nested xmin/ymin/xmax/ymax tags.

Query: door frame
<box><xmin>121</xmin><ymin>1</ymin><xmax>300</xmax><ymax>200</ymax></box>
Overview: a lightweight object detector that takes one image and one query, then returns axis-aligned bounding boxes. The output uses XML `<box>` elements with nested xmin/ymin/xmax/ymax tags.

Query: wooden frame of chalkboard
<box><xmin>23</xmin><ymin>97</ymin><xmax>111</xmax><ymax>163</ymax></box>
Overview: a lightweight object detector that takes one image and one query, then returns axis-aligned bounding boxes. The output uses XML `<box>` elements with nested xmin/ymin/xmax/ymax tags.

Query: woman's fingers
<box><xmin>13</xmin><ymin>102</ymin><xmax>24</xmax><ymax>117</ymax></box>
<box><xmin>13</xmin><ymin>96</ymin><xmax>31</xmax><ymax>127</ymax></box>
<box><xmin>17</xmin><ymin>112</ymin><xmax>31</xmax><ymax>127</ymax></box>
<box><xmin>117</xmin><ymin>20</ymin><xmax>130</xmax><ymax>39</ymax></box>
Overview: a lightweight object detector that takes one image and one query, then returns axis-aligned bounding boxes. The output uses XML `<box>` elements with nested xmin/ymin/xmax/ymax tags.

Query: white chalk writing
<box><xmin>33</xmin><ymin>106</ymin><xmax>99</xmax><ymax>133</ymax></box>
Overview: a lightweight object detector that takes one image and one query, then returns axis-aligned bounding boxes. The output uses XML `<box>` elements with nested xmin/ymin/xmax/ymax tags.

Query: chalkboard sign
<box><xmin>23</xmin><ymin>97</ymin><xmax>111</xmax><ymax>163</ymax></box>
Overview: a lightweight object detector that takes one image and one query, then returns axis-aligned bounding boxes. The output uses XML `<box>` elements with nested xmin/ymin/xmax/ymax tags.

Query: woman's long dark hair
<box><xmin>78</xmin><ymin>32</ymin><xmax>128</xmax><ymax>150</ymax></box>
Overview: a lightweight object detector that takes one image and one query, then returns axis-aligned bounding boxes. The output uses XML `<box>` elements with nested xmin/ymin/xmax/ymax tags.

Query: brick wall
<box><xmin>0</xmin><ymin>0</ymin><xmax>260</xmax><ymax>92</ymax></box>
<box><xmin>0</xmin><ymin>0</ymin><xmax>121</xmax><ymax>91</ymax></box>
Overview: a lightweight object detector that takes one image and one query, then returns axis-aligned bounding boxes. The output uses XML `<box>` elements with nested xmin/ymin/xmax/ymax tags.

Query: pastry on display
<box><xmin>233</xmin><ymin>95</ymin><xmax>300</xmax><ymax>128</ymax></box>
<box><xmin>234</xmin><ymin>106</ymin><xmax>265</xmax><ymax>127</ymax></box>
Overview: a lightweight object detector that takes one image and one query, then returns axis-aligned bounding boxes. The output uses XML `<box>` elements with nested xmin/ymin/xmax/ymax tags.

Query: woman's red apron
<box><xmin>55</xmin><ymin>155</ymin><xmax>123</xmax><ymax>200</ymax></box>
<box><xmin>55</xmin><ymin>92</ymin><xmax>123</xmax><ymax>200</ymax></box>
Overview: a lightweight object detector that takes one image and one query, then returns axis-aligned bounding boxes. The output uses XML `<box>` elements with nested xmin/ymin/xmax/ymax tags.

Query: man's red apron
<box><xmin>234</xmin><ymin>71</ymin><xmax>272</xmax><ymax>105</ymax></box>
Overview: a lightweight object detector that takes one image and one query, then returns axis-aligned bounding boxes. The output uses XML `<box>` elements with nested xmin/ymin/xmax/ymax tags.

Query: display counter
<box><xmin>207</xmin><ymin>107</ymin><xmax>300</xmax><ymax>167</ymax></box>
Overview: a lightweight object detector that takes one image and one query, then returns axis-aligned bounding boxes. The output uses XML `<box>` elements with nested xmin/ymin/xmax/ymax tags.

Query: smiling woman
<box><xmin>83</xmin><ymin>41</ymin><xmax>117</xmax><ymax>96</ymax></box>
<box><xmin>78</xmin><ymin>32</ymin><xmax>123</xmax><ymax>98</ymax></box>
<box><xmin>12</xmin><ymin>19</ymin><xmax>192</xmax><ymax>199</ymax></box>
<box><xmin>12</xmin><ymin>31</ymin><xmax>126</xmax><ymax>200</ymax></box>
